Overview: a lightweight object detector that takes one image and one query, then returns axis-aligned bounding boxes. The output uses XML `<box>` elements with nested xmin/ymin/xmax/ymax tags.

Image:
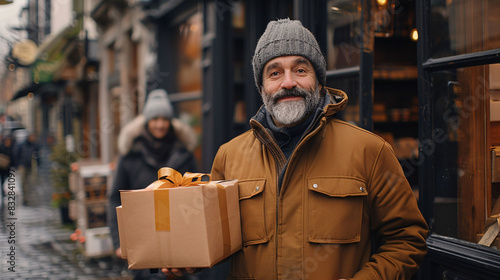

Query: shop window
<box><xmin>327</xmin><ymin>0</ymin><xmax>363</xmax><ymax>69</ymax></box>
<box><xmin>327</xmin><ymin>75</ymin><xmax>360</xmax><ymax>125</ymax></box>
<box><xmin>432</xmin><ymin>63</ymin><xmax>500</xmax><ymax>248</ymax></box>
<box><xmin>231</xmin><ymin>1</ymin><xmax>247</xmax><ymax>136</ymax></box>
<box><xmin>326</xmin><ymin>0</ymin><xmax>362</xmax><ymax>70</ymax></box>
<box><xmin>177</xmin><ymin>12</ymin><xmax>202</xmax><ymax>93</ymax></box>
<box><xmin>372</xmin><ymin>0</ymin><xmax>418</xmax><ymax>191</ymax></box>
<box><xmin>430</xmin><ymin>0</ymin><xmax>500</xmax><ymax>59</ymax></box>
<box><xmin>326</xmin><ymin>0</ymin><xmax>362</xmax><ymax>126</ymax></box>
<box><xmin>171</xmin><ymin>10</ymin><xmax>203</xmax><ymax>166</ymax></box>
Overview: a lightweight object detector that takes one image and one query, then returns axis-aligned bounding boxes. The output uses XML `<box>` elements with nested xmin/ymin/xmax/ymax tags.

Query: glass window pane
<box><xmin>431</xmin><ymin>64</ymin><xmax>496</xmax><ymax>246</ymax></box>
<box><xmin>490</xmin><ymin>64</ymin><xmax>500</xmax><ymax>237</ymax></box>
<box><xmin>327</xmin><ymin>75</ymin><xmax>360</xmax><ymax>125</ymax></box>
<box><xmin>177</xmin><ymin>12</ymin><xmax>202</xmax><ymax>93</ymax></box>
<box><xmin>326</xmin><ymin>0</ymin><xmax>362</xmax><ymax>70</ymax></box>
<box><xmin>172</xmin><ymin>11</ymin><xmax>203</xmax><ymax>167</ymax></box>
<box><xmin>430</xmin><ymin>0</ymin><xmax>500</xmax><ymax>59</ymax></box>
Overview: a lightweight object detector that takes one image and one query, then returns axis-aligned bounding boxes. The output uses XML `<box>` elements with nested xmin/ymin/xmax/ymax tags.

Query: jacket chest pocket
<box><xmin>239</xmin><ymin>179</ymin><xmax>269</xmax><ymax>246</ymax></box>
<box><xmin>307</xmin><ymin>177</ymin><xmax>368</xmax><ymax>244</ymax></box>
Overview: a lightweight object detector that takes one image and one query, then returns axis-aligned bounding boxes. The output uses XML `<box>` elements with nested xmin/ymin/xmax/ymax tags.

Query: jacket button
<box><xmin>255</xmin><ymin>186</ymin><xmax>260</xmax><ymax>191</ymax></box>
<box><xmin>312</xmin><ymin>184</ymin><xmax>318</xmax><ymax>189</ymax></box>
<box><xmin>360</xmin><ymin>187</ymin><xmax>365</xmax><ymax>192</ymax></box>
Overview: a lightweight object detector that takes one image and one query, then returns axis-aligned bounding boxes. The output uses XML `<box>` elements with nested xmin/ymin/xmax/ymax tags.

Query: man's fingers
<box><xmin>171</xmin><ymin>268</ymin><xmax>184</xmax><ymax>276</ymax></box>
<box><xmin>161</xmin><ymin>267</ymin><xmax>196</xmax><ymax>275</ymax></box>
<box><xmin>186</xmin><ymin>268</ymin><xmax>195</xmax><ymax>273</ymax></box>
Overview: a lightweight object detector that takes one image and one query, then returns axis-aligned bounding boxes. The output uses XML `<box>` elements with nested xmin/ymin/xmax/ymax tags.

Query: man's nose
<box><xmin>280</xmin><ymin>71</ymin><xmax>297</xmax><ymax>89</ymax></box>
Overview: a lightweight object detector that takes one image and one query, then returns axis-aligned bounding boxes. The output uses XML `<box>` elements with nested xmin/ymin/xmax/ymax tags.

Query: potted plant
<box><xmin>49</xmin><ymin>141</ymin><xmax>79</xmax><ymax>224</ymax></box>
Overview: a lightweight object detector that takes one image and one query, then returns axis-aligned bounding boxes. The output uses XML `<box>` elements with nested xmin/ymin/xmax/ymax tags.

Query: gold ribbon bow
<box><xmin>150</xmin><ymin>168</ymin><xmax>211</xmax><ymax>231</ymax></box>
<box><xmin>147</xmin><ymin>167</ymin><xmax>210</xmax><ymax>190</ymax></box>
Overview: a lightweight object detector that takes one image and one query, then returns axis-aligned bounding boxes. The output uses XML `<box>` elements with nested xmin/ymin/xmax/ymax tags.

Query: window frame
<box><xmin>417</xmin><ymin>0</ymin><xmax>500</xmax><ymax>277</ymax></box>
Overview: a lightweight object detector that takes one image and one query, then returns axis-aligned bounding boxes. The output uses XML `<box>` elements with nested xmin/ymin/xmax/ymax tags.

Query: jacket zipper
<box><xmin>277</xmin><ymin>117</ymin><xmax>325</xmax><ymax>279</ymax></box>
<box><xmin>280</xmin><ymin>115</ymin><xmax>325</xmax><ymax>193</ymax></box>
<box><xmin>275</xmin><ymin>172</ymin><xmax>280</xmax><ymax>279</ymax></box>
<box><xmin>251</xmin><ymin>115</ymin><xmax>325</xmax><ymax>280</ymax></box>
<box><xmin>251</xmin><ymin>121</ymin><xmax>284</xmax><ymax>279</ymax></box>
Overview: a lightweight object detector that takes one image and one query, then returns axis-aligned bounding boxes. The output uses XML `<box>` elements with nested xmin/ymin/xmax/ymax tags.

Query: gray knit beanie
<box><xmin>252</xmin><ymin>18</ymin><xmax>326</xmax><ymax>91</ymax></box>
<box><xmin>143</xmin><ymin>89</ymin><xmax>174</xmax><ymax>121</ymax></box>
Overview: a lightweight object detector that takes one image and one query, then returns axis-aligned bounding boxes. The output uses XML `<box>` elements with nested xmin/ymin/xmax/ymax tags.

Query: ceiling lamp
<box><xmin>411</xmin><ymin>28</ymin><xmax>418</xmax><ymax>41</ymax></box>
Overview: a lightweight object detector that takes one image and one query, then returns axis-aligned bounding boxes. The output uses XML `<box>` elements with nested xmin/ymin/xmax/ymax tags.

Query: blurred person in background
<box><xmin>14</xmin><ymin>132</ymin><xmax>40</xmax><ymax>206</ymax></box>
<box><xmin>108</xmin><ymin>89</ymin><xmax>199</xmax><ymax>280</ymax></box>
<box><xmin>0</xmin><ymin>135</ymin><xmax>13</xmax><ymax>203</ymax></box>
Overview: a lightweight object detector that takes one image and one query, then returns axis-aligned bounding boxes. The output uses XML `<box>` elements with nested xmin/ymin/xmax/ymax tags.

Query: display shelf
<box><xmin>373</xmin><ymin>65</ymin><xmax>418</xmax><ymax>80</ymax></box>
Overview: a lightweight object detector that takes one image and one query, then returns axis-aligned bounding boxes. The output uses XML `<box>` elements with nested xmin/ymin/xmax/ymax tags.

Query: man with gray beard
<box><xmin>261</xmin><ymin>81</ymin><xmax>321</xmax><ymax>127</ymax></box>
<box><xmin>165</xmin><ymin>18</ymin><xmax>428</xmax><ymax>280</ymax></box>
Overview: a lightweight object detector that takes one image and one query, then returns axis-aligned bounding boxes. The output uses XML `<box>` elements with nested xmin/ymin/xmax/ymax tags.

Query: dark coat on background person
<box><xmin>14</xmin><ymin>138</ymin><xmax>39</xmax><ymax>169</ymax></box>
<box><xmin>0</xmin><ymin>137</ymin><xmax>13</xmax><ymax>186</ymax></box>
<box><xmin>108</xmin><ymin>114</ymin><xmax>199</xmax><ymax>250</ymax></box>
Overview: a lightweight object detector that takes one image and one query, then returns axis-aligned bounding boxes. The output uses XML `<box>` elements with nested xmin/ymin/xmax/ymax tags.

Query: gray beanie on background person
<box><xmin>143</xmin><ymin>89</ymin><xmax>174</xmax><ymax>121</ymax></box>
<box><xmin>252</xmin><ymin>18</ymin><xmax>326</xmax><ymax>92</ymax></box>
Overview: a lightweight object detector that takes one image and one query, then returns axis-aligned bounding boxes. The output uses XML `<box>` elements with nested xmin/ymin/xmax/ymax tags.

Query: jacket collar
<box><xmin>322</xmin><ymin>87</ymin><xmax>348</xmax><ymax>117</ymax></box>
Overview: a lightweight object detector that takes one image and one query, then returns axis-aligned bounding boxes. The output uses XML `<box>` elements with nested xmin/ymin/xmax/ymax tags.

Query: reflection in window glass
<box><xmin>326</xmin><ymin>0</ymin><xmax>362</xmax><ymax>70</ymax></box>
<box><xmin>431</xmin><ymin>65</ymin><xmax>498</xmax><ymax>247</ymax></box>
<box><xmin>430</xmin><ymin>0</ymin><xmax>500</xmax><ymax>58</ymax></box>
<box><xmin>174</xmin><ymin>11</ymin><xmax>203</xmax><ymax>167</ymax></box>
<box><xmin>177</xmin><ymin>12</ymin><xmax>202</xmax><ymax>92</ymax></box>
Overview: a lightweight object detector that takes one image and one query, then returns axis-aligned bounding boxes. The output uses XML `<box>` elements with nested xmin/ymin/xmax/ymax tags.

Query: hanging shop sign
<box><xmin>11</xmin><ymin>39</ymin><xmax>38</xmax><ymax>66</ymax></box>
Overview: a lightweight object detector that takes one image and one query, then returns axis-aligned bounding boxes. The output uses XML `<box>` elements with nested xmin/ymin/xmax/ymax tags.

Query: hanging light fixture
<box><xmin>411</xmin><ymin>28</ymin><xmax>418</xmax><ymax>41</ymax></box>
<box><xmin>0</xmin><ymin>0</ymin><xmax>14</xmax><ymax>5</ymax></box>
<box><xmin>374</xmin><ymin>0</ymin><xmax>395</xmax><ymax>37</ymax></box>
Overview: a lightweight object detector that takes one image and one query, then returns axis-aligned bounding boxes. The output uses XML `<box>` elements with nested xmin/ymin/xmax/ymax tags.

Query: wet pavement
<box><xmin>0</xmin><ymin>200</ymin><xmax>133</xmax><ymax>280</ymax></box>
<box><xmin>0</xmin><ymin>202</ymin><xmax>130</xmax><ymax>279</ymax></box>
<box><xmin>0</xmin><ymin>145</ymin><xmax>133</xmax><ymax>280</ymax></box>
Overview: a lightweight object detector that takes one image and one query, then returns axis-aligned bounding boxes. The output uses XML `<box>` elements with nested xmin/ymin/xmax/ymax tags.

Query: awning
<box><xmin>10</xmin><ymin>81</ymin><xmax>66</xmax><ymax>102</ymax></box>
<box><xmin>31</xmin><ymin>20</ymin><xmax>82</xmax><ymax>84</ymax></box>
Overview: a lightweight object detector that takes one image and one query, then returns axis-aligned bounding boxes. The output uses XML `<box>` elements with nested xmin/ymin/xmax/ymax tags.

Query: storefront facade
<box><xmin>88</xmin><ymin>0</ymin><xmax>500</xmax><ymax>277</ymax></box>
<box><xmin>190</xmin><ymin>0</ymin><xmax>500</xmax><ymax>278</ymax></box>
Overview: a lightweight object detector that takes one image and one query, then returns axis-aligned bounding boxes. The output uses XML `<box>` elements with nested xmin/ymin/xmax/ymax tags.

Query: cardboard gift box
<box><xmin>116</xmin><ymin>168</ymin><xmax>241</xmax><ymax>269</ymax></box>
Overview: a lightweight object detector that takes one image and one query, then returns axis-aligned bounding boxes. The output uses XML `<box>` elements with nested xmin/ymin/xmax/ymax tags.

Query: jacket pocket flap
<box><xmin>238</xmin><ymin>179</ymin><xmax>266</xmax><ymax>200</ymax></box>
<box><xmin>308</xmin><ymin>177</ymin><xmax>367</xmax><ymax>197</ymax></box>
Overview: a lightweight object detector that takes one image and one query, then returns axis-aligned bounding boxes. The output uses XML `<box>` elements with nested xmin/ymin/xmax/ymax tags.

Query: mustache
<box><xmin>271</xmin><ymin>88</ymin><xmax>309</xmax><ymax>104</ymax></box>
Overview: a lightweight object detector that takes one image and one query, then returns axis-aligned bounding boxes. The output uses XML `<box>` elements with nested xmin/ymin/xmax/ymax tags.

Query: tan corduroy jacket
<box><xmin>211</xmin><ymin>88</ymin><xmax>428</xmax><ymax>280</ymax></box>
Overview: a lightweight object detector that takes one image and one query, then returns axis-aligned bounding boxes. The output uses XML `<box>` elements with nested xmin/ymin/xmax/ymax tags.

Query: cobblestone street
<box><xmin>0</xmin><ymin>201</ymin><xmax>133</xmax><ymax>279</ymax></box>
<box><xmin>0</xmin><ymin>146</ymin><xmax>133</xmax><ymax>280</ymax></box>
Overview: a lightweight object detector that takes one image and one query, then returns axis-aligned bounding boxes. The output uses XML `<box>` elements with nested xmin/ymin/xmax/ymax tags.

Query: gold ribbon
<box><xmin>151</xmin><ymin>168</ymin><xmax>210</xmax><ymax>231</ymax></box>
<box><xmin>150</xmin><ymin>168</ymin><xmax>232</xmax><ymax>257</ymax></box>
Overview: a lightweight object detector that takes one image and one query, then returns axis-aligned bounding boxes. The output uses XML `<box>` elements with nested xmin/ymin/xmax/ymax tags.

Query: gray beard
<box><xmin>262</xmin><ymin>85</ymin><xmax>321</xmax><ymax>126</ymax></box>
